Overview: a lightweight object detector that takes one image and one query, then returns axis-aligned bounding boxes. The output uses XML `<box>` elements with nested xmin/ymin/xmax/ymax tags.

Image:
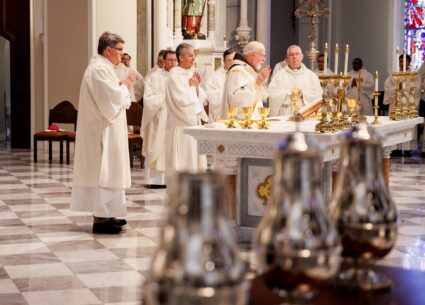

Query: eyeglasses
<box><xmin>110</xmin><ymin>46</ymin><xmax>124</xmax><ymax>53</ymax></box>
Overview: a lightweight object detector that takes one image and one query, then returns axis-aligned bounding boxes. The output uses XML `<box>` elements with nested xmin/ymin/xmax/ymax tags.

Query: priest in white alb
<box><xmin>346</xmin><ymin>57</ymin><xmax>374</xmax><ymax>115</ymax></box>
<box><xmin>71</xmin><ymin>32</ymin><xmax>136</xmax><ymax>234</ymax></box>
<box><xmin>165</xmin><ymin>43</ymin><xmax>208</xmax><ymax>177</ymax></box>
<box><xmin>221</xmin><ymin>41</ymin><xmax>271</xmax><ymax>120</ymax></box>
<box><xmin>269</xmin><ymin>45</ymin><xmax>322</xmax><ymax>116</ymax></box>
<box><xmin>141</xmin><ymin>50</ymin><xmax>177</xmax><ymax>188</ymax></box>
<box><xmin>204</xmin><ymin>48</ymin><xmax>235</xmax><ymax>122</ymax></box>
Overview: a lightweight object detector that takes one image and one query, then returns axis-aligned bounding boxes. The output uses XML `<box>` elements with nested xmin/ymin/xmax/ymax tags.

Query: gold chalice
<box><xmin>256</xmin><ymin>107</ymin><xmax>270</xmax><ymax>129</ymax></box>
<box><xmin>347</xmin><ymin>99</ymin><xmax>360</xmax><ymax>124</ymax></box>
<box><xmin>224</xmin><ymin>106</ymin><xmax>238</xmax><ymax>128</ymax></box>
<box><xmin>239</xmin><ymin>106</ymin><xmax>254</xmax><ymax>129</ymax></box>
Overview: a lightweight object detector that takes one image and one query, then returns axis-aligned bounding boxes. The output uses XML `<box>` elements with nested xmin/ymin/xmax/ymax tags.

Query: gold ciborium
<box><xmin>347</xmin><ymin>99</ymin><xmax>360</xmax><ymax>124</ymax></box>
<box><xmin>239</xmin><ymin>106</ymin><xmax>254</xmax><ymax>129</ymax></box>
<box><xmin>256</xmin><ymin>107</ymin><xmax>270</xmax><ymax>129</ymax></box>
<box><xmin>224</xmin><ymin>106</ymin><xmax>238</xmax><ymax>128</ymax></box>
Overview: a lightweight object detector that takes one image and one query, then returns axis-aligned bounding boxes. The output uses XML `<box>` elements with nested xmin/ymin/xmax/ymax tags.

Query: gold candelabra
<box><xmin>408</xmin><ymin>72</ymin><xmax>419</xmax><ymax>118</ymax></box>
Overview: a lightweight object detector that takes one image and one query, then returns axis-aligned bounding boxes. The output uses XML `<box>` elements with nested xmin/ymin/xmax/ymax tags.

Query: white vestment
<box><xmin>346</xmin><ymin>69</ymin><xmax>374</xmax><ymax>115</ymax></box>
<box><xmin>221</xmin><ymin>59</ymin><xmax>269</xmax><ymax>120</ymax></box>
<box><xmin>114</xmin><ymin>63</ymin><xmax>137</xmax><ymax>102</ymax></box>
<box><xmin>141</xmin><ymin>68</ymin><xmax>169</xmax><ymax>185</ymax></box>
<box><xmin>165</xmin><ymin>66</ymin><xmax>208</xmax><ymax>177</ymax></box>
<box><xmin>145</xmin><ymin>66</ymin><xmax>160</xmax><ymax>80</ymax></box>
<box><xmin>71</xmin><ymin>55</ymin><xmax>131</xmax><ymax>218</ymax></box>
<box><xmin>269</xmin><ymin>63</ymin><xmax>322</xmax><ymax>116</ymax></box>
<box><xmin>383</xmin><ymin>68</ymin><xmax>422</xmax><ymax>114</ymax></box>
<box><xmin>271</xmin><ymin>60</ymin><xmax>287</xmax><ymax>79</ymax></box>
<box><xmin>204</xmin><ymin>66</ymin><xmax>226</xmax><ymax>122</ymax></box>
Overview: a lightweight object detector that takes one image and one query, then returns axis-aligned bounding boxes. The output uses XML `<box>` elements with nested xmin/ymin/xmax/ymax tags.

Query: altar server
<box><xmin>71</xmin><ymin>32</ymin><xmax>136</xmax><ymax>234</ymax></box>
<box><xmin>141</xmin><ymin>50</ymin><xmax>177</xmax><ymax>188</ymax></box>
<box><xmin>165</xmin><ymin>43</ymin><xmax>208</xmax><ymax>176</ymax></box>
<box><xmin>269</xmin><ymin>45</ymin><xmax>322</xmax><ymax>116</ymax></box>
<box><xmin>346</xmin><ymin>58</ymin><xmax>374</xmax><ymax>115</ymax></box>
<box><xmin>204</xmin><ymin>48</ymin><xmax>235</xmax><ymax>122</ymax></box>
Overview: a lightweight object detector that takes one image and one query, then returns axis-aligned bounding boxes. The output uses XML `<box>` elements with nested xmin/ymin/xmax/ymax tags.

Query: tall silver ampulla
<box><xmin>330</xmin><ymin>123</ymin><xmax>398</xmax><ymax>290</ymax></box>
<box><xmin>143</xmin><ymin>171</ymin><xmax>249</xmax><ymax>305</ymax></box>
<box><xmin>253</xmin><ymin>131</ymin><xmax>341</xmax><ymax>300</ymax></box>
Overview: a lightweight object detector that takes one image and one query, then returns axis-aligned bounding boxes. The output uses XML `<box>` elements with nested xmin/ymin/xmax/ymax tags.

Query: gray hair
<box><xmin>175</xmin><ymin>43</ymin><xmax>193</xmax><ymax>63</ymax></box>
<box><xmin>243</xmin><ymin>41</ymin><xmax>265</xmax><ymax>55</ymax></box>
<box><xmin>286</xmin><ymin>45</ymin><xmax>302</xmax><ymax>56</ymax></box>
<box><xmin>97</xmin><ymin>31</ymin><xmax>125</xmax><ymax>55</ymax></box>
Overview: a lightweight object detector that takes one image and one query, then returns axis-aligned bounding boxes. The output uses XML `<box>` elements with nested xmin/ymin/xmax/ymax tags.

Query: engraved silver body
<box><xmin>143</xmin><ymin>171</ymin><xmax>248</xmax><ymax>305</ymax></box>
<box><xmin>253</xmin><ymin>132</ymin><xmax>341</xmax><ymax>293</ymax></box>
<box><xmin>330</xmin><ymin>123</ymin><xmax>398</xmax><ymax>290</ymax></box>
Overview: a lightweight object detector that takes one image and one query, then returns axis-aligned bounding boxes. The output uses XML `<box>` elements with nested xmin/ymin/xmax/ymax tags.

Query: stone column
<box><xmin>235</xmin><ymin>0</ymin><xmax>251</xmax><ymax>48</ymax></box>
<box><xmin>207</xmin><ymin>0</ymin><xmax>215</xmax><ymax>41</ymax></box>
<box><xmin>137</xmin><ymin>0</ymin><xmax>150</xmax><ymax>76</ymax></box>
<box><xmin>154</xmin><ymin>0</ymin><xmax>168</xmax><ymax>56</ymax></box>
<box><xmin>173</xmin><ymin>0</ymin><xmax>183</xmax><ymax>42</ymax></box>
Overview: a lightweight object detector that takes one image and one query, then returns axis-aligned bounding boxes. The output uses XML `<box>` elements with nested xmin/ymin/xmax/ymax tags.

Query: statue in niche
<box><xmin>182</xmin><ymin>0</ymin><xmax>206</xmax><ymax>39</ymax></box>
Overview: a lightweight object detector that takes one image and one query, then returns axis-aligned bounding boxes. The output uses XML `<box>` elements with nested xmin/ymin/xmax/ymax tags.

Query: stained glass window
<box><xmin>405</xmin><ymin>0</ymin><xmax>425</xmax><ymax>69</ymax></box>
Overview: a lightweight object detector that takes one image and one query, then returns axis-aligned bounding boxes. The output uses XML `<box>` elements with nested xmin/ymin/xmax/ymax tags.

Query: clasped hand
<box><xmin>189</xmin><ymin>72</ymin><xmax>202</xmax><ymax>88</ymax></box>
<box><xmin>120</xmin><ymin>72</ymin><xmax>137</xmax><ymax>89</ymax></box>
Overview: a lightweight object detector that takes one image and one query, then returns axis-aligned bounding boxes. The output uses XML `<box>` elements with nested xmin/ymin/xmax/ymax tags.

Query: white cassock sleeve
<box><xmin>166</xmin><ymin>72</ymin><xmax>208</xmax><ymax>125</ymax></box>
<box><xmin>142</xmin><ymin>73</ymin><xmax>165</xmax><ymax>130</ymax></box>
<box><xmin>133</xmin><ymin>70</ymin><xmax>145</xmax><ymax>102</ymax></box>
<box><xmin>301</xmin><ymin>74</ymin><xmax>323</xmax><ymax>105</ymax></box>
<box><xmin>88</xmin><ymin>67</ymin><xmax>131</xmax><ymax>123</ymax></box>
<box><xmin>383</xmin><ymin>76</ymin><xmax>395</xmax><ymax>106</ymax></box>
<box><xmin>225</xmin><ymin>69</ymin><xmax>259</xmax><ymax>107</ymax></box>
<box><xmin>204</xmin><ymin>70</ymin><xmax>225</xmax><ymax>121</ymax></box>
<box><xmin>361</xmin><ymin>72</ymin><xmax>375</xmax><ymax>100</ymax></box>
<box><xmin>268</xmin><ymin>73</ymin><xmax>292</xmax><ymax>116</ymax></box>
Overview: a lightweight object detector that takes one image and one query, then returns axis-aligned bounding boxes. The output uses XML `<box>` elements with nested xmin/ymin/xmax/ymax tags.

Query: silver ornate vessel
<box><xmin>253</xmin><ymin>132</ymin><xmax>341</xmax><ymax>300</ymax></box>
<box><xmin>330</xmin><ymin>123</ymin><xmax>398</xmax><ymax>290</ymax></box>
<box><xmin>143</xmin><ymin>171</ymin><xmax>249</xmax><ymax>305</ymax></box>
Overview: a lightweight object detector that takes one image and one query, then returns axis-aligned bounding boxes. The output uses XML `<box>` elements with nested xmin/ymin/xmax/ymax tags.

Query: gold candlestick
<box><xmin>372</xmin><ymin>91</ymin><xmax>381</xmax><ymax>125</ymax></box>
<box><xmin>389</xmin><ymin>72</ymin><xmax>402</xmax><ymax>120</ymax></box>
<box><xmin>408</xmin><ymin>72</ymin><xmax>418</xmax><ymax>118</ymax></box>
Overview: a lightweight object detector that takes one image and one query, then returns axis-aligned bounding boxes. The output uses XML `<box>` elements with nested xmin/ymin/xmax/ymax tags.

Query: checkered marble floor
<box><xmin>1</xmin><ymin>144</ymin><xmax>425</xmax><ymax>304</ymax></box>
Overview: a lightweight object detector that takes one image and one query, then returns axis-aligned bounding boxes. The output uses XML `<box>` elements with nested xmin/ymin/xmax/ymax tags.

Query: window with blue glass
<box><xmin>405</xmin><ymin>0</ymin><xmax>425</xmax><ymax>69</ymax></box>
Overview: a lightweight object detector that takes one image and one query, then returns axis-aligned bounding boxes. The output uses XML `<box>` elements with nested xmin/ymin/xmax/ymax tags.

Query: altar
<box><xmin>184</xmin><ymin>116</ymin><xmax>424</xmax><ymax>241</ymax></box>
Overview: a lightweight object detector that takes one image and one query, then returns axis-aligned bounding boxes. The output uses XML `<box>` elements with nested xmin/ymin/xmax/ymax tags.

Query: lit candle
<box><xmin>343</xmin><ymin>44</ymin><xmax>349</xmax><ymax>75</ymax></box>
<box><xmin>324</xmin><ymin>43</ymin><xmax>328</xmax><ymax>75</ymax></box>
<box><xmin>334</xmin><ymin>44</ymin><xmax>339</xmax><ymax>74</ymax></box>
<box><xmin>403</xmin><ymin>48</ymin><xmax>406</xmax><ymax>72</ymax></box>
<box><xmin>375</xmin><ymin>71</ymin><xmax>379</xmax><ymax>91</ymax></box>
<box><xmin>396</xmin><ymin>47</ymin><xmax>400</xmax><ymax>72</ymax></box>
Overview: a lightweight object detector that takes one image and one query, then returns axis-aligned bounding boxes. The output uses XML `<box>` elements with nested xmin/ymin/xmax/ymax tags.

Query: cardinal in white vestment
<box><xmin>221</xmin><ymin>41</ymin><xmax>271</xmax><ymax>120</ymax></box>
<box><xmin>204</xmin><ymin>48</ymin><xmax>235</xmax><ymax>122</ymax></box>
<box><xmin>165</xmin><ymin>43</ymin><xmax>208</xmax><ymax>177</ymax></box>
<box><xmin>141</xmin><ymin>51</ymin><xmax>177</xmax><ymax>187</ymax></box>
<box><xmin>71</xmin><ymin>32</ymin><xmax>136</xmax><ymax>234</ymax></box>
<box><xmin>346</xmin><ymin>58</ymin><xmax>374</xmax><ymax>116</ymax></box>
<box><xmin>269</xmin><ymin>45</ymin><xmax>322</xmax><ymax>116</ymax></box>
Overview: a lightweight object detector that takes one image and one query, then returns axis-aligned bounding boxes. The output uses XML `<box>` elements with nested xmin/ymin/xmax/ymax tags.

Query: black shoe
<box><xmin>109</xmin><ymin>218</ymin><xmax>127</xmax><ymax>226</ymax></box>
<box><xmin>390</xmin><ymin>150</ymin><xmax>403</xmax><ymax>157</ymax></box>
<box><xmin>144</xmin><ymin>184</ymin><xmax>167</xmax><ymax>189</ymax></box>
<box><xmin>93</xmin><ymin>221</ymin><xmax>122</xmax><ymax>234</ymax></box>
